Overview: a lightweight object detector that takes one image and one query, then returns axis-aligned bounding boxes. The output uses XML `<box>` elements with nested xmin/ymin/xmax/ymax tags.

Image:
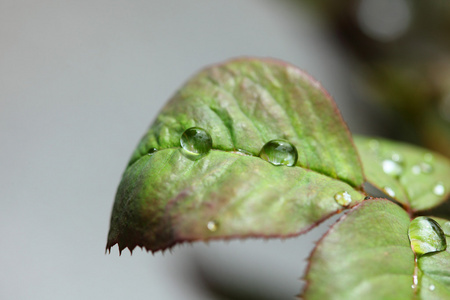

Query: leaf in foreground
<box><xmin>107</xmin><ymin>58</ymin><xmax>365</xmax><ymax>252</ymax></box>
<box><xmin>355</xmin><ymin>136</ymin><xmax>450</xmax><ymax>211</ymax></box>
<box><xmin>303</xmin><ymin>199</ymin><xmax>450</xmax><ymax>300</ymax></box>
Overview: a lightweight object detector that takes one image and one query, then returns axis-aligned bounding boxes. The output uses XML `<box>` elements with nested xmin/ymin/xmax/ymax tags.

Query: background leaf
<box><xmin>128</xmin><ymin>58</ymin><xmax>364</xmax><ymax>187</ymax></box>
<box><xmin>303</xmin><ymin>199</ymin><xmax>450</xmax><ymax>300</ymax></box>
<box><xmin>303</xmin><ymin>199</ymin><xmax>414</xmax><ymax>300</ymax></box>
<box><xmin>107</xmin><ymin>149</ymin><xmax>364</xmax><ymax>252</ymax></box>
<box><xmin>355</xmin><ymin>136</ymin><xmax>450</xmax><ymax>211</ymax></box>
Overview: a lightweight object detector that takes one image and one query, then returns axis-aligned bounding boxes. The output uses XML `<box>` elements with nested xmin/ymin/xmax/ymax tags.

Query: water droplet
<box><xmin>411</xmin><ymin>162</ymin><xmax>433</xmax><ymax>175</ymax></box>
<box><xmin>408</xmin><ymin>216</ymin><xmax>447</xmax><ymax>256</ymax></box>
<box><xmin>382</xmin><ymin>159</ymin><xmax>403</xmax><ymax>177</ymax></box>
<box><xmin>334</xmin><ymin>191</ymin><xmax>352</xmax><ymax>207</ymax></box>
<box><xmin>429</xmin><ymin>284</ymin><xmax>435</xmax><ymax>291</ymax></box>
<box><xmin>364</xmin><ymin>196</ymin><xmax>373</xmax><ymax>200</ymax></box>
<box><xmin>383</xmin><ymin>186</ymin><xmax>396</xmax><ymax>197</ymax></box>
<box><xmin>433</xmin><ymin>183</ymin><xmax>445</xmax><ymax>196</ymax></box>
<box><xmin>148</xmin><ymin>148</ymin><xmax>158</xmax><ymax>155</ymax></box>
<box><xmin>207</xmin><ymin>221</ymin><xmax>218</xmax><ymax>232</ymax></box>
<box><xmin>180</xmin><ymin>127</ymin><xmax>213</xmax><ymax>160</ymax></box>
<box><xmin>443</xmin><ymin>222</ymin><xmax>450</xmax><ymax>236</ymax></box>
<box><xmin>259</xmin><ymin>139</ymin><xmax>298</xmax><ymax>167</ymax></box>
<box><xmin>390</xmin><ymin>152</ymin><xmax>403</xmax><ymax>162</ymax></box>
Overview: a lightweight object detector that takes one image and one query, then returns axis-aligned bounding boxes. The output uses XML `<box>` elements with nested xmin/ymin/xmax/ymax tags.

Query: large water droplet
<box><xmin>433</xmin><ymin>183</ymin><xmax>445</xmax><ymax>196</ymax></box>
<box><xmin>408</xmin><ymin>216</ymin><xmax>447</xmax><ymax>256</ymax></box>
<box><xmin>207</xmin><ymin>221</ymin><xmax>218</xmax><ymax>232</ymax></box>
<box><xmin>334</xmin><ymin>191</ymin><xmax>352</xmax><ymax>207</ymax></box>
<box><xmin>382</xmin><ymin>159</ymin><xmax>403</xmax><ymax>177</ymax></box>
<box><xmin>148</xmin><ymin>148</ymin><xmax>158</xmax><ymax>155</ymax></box>
<box><xmin>180</xmin><ymin>127</ymin><xmax>213</xmax><ymax>160</ymax></box>
<box><xmin>383</xmin><ymin>186</ymin><xmax>396</xmax><ymax>197</ymax></box>
<box><xmin>259</xmin><ymin>139</ymin><xmax>298</xmax><ymax>167</ymax></box>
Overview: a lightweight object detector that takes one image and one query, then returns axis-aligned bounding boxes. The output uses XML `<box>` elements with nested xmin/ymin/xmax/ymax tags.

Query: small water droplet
<box><xmin>383</xmin><ymin>186</ymin><xmax>396</xmax><ymax>197</ymax></box>
<box><xmin>408</xmin><ymin>216</ymin><xmax>447</xmax><ymax>256</ymax></box>
<box><xmin>390</xmin><ymin>152</ymin><xmax>403</xmax><ymax>162</ymax></box>
<box><xmin>259</xmin><ymin>139</ymin><xmax>298</xmax><ymax>167</ymax></box>
<box><xmin>443</xmin><ymin>222</ymin><xmax>450</xmax><ymax>236</ymax></box>
<box><xmin>433</xmin><ymin>183</ymin><xmax>445</xmax><ymax>196</ymax></box>
<box><xmin>207</xmin><ymin>221</ymin><xmax>218</xmax><ymax>232</ymax></box>
<box><xmin>411</xmin><ymin>162</ymin><xmax>433</xmax><ymax>175</ymax></box>
<box><xmin>382</xmin><ymin>159</ymin><xmax>403</xmax><ymax>177</ymax></box>
<box><xmin>180</xmin><ymin>127</ymin><xmax>213</xmax><ymax>160</ymax></box>
<box><xmin>334</xmin><ymin>191</ymin><xmax>352</xmax><ymax>207</ymax></box>
<box><xmin>429</xmin><ymin>284</ymin><xmax>435</xmax><ymax>291</ymax></box>
<box><xmin>148</xmin><ymin>148</ymin><xmax>158</xmax><ymax>155</ymax></box>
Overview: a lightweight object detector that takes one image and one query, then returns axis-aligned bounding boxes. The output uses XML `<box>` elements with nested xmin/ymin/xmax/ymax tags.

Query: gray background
<box><xmin>1</xmin><ymin>1</ymin><xmax>369</xmax><ymax>299</ymax></box>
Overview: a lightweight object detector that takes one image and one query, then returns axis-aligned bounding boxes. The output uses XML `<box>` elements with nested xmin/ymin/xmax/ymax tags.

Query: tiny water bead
<box><xmin>382</xmin><ymin>159</ymin><xmax>403</xmax><ymax>177</ymax></box>
<box><xmin>334</xmin><ymin>191</ymin><xmax>352</xmax><ymax>207</ymax></box>
<box><xmin>180</xmin><ymin>127</ymin><xmax>213</xmax><ymax>160</ymax></box>
<box><xmin>408</xmin><ymin>216</ymin><xmax>447</xmax><ymax>256</ymax></box>
<box><xmin>383</xmin><ymin>186</ymin><xmax>396</xmax><ymax>198</ymax></box>
<box><xmin>411</xmin><ymin>162</ymin><xmax>433</xmax><ymax>175</ymax></box>
<box><xmin>429</xmin><ymin>284</ymin><xmax>435</xmax><ymax>291</ymax></box>
<box><xmin>207</xmin><ymin>221</ymin><xmax>218</xmax><ymax>232</ymax></box>
<box><xmin>147</xmin><ymin>148</ymin><xmax>158</xmax><ymax>155</ymax></box>
<box><xmin>433</xmin><ymin>183</ymin><xmax>445</xmax><ymax>196</ymax></box>
<box><xmin>259</xmin><ymin>139</ymin><xmax>298</xmax><ymax>167</ymax></box>
<box><xmin>235</xmin><ymin>148</ymin><xmax>253</xmax><ymax>156</ymax></box>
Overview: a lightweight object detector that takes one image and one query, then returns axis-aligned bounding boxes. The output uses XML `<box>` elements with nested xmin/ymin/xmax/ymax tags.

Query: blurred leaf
<box><xmin>107</xmin><ymin>58</ymin><xmax>365</xmax><ymax>252</ymax></box>
<box><xmin>303</xmin><ymin>199</ymin><xmax>450</xmax><ymax>299</ymax></box>
<box><xmin>355</xmin><ymin>136</ymin><xmax>450</xmax><ymax>211</ymax></box>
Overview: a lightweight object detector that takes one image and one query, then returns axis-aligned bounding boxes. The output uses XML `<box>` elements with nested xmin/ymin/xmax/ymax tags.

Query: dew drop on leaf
<box><xmin>382</xmin><ymin>159</ymin><xmax>403</xmax><ymax>177</ymax></box>
<box><xmin>334</xmin><ymin>191</ymin><xmax>352</xmax><ymax>207</ymax></box>
<box><xmin>207</xmin><ymin>221</ymin><xmax>218</xmax><ymax>232</ymax></box>
<box><xmin>408</xmin><ymin>216</ymin><xmax>447</xmax><ymax>256</ymax></box>
<box><xmin>259</xmin><ymin>139</ymin><xmax>298</xmax><ymax>167</ymax></box>
<box><xmin>148</xmin><ymin>148</ymin><xmax>158</xmax><ymax>155</ymax></box>
<box><xmin>180</xmin><ymin>127</ymin><xmax>213</xmax><ymax>160</ymax></box>
<box><xmin>429</xmin><ymin>284</ymin><xmax>435</xmax><ymax>291</ymax></box>
<box><xmin>383</xmin><ymin>186</ymin><xmax>396</xmax><ymax>197</ymax></box>
<box><xmin>433</xmin><ymin>183</ymin><xmax>445</xmax><ymax>196</ymax></box>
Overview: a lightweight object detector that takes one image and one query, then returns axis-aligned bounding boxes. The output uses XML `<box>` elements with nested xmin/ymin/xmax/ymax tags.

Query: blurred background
<box><xmin>2</xmin><ymin>0</ymin><xmax>449</xmax><ymax>299</ymax></box>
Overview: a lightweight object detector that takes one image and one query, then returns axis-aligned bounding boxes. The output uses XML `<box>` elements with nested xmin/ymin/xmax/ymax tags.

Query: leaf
<box><xmin>128</xmin><ymin>58</ymin><xmax>364</xmax><ymax>187</ymax></box>
<box><xmin>303</xmin><ymin>199</ymin><xmax>414</xmax><ymax>300</ymax></box>
<box><xmin>418</xmin><ymin>217</ymin><xmax>450</xmax><ymax>299</ymax></box>
<box><xmin>302</xmin><ymin>199</ymin><xmax>450</xmax><ymax>300</ymax></box>
<box><xmin>107</xmin><ymin>57</ymin><xmax>366</xmax><ymax>252</ymax></box>
<box><xmin>354</xmin><ymin>136</ymin><xmax>450</xmax><ymax>211</ymax></box>
<box><xmin>107</xmin><ymin>149</ymin><xmax>364</xmax><ymax>252</ymax></box>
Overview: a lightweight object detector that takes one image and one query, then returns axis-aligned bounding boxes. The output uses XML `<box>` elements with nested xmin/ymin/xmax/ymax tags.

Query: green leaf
<box><xmin>303</xmin><ymin>199</ymin><xmax>414</xmax><ymax>300</ymax></box>
<box><xmin>303</xmin><ymin>199</ymin><xmax>450</xmax><ymax>299</ymax></box>
<box><xmin>128</xmin><ymin>58</ymin><xmax>364</xmax><ymax>187</ymax></box>
<box><xmin>107</xmin><ymin>58</ymin><xmax>366</xmax><ymax>252</ymax></box>
<box><xmin>354</xmin><ymin>136</ymin><xmax>450</xmax><ymax>211</ymax></box>
<box><xmin>418</xmin><ymin>217</ymin><xmax>450</xmax><ymax>299</ymax></box>
<box><xmin>107</xmin><ymin>149</ymin><xmax>364</xmax><ymax>252</ymax></box>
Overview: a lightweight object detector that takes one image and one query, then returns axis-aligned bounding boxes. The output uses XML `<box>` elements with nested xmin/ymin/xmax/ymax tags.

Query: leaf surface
<box><xmin>107</xmin><ymin>58</ymin><xmax>366</xmax><ymax>252</ymax></box>
<box><xmin>355</xmin><ymin>136</ymin><xmax>450</xmax><ymax>211</ymax></box>
<box><xmin>303</xmin><ymin>199</ymin><xmax>414</xmax><ymax>300</ymax></box>
<box><xmin>107</xmin><ymin>149</ymin><xmax>364</xmax><ymax>252</ymax></box>
<box><xmin>303</xmin><ymin>199</ymin><xmax>450</xmax><ymax>300</ymax></box>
